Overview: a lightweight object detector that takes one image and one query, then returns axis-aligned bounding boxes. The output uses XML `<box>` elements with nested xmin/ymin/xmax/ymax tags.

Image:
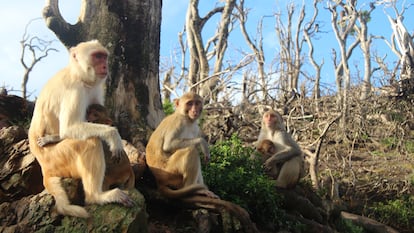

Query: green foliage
<box><xmin>163</xmin><ymin>99</ymin><xmax>175</xmax><ymax>115</ymax></box>
<box><xmin>336</xmin><ymin>219</ymin><xmax>364</xmax><ymax>233</ymax></box>
<box><xmin>369</xmin><ymin>196</ymin><xmax>414</xmax><ymax>230</ymax></box>
<box><xmin>202</xmin><ymin>135</ymin><xmax>285</xmax><ymax>226</ymax></box>
<box><xmin>381</xmin><ymin>137</ymin><xmax>398</xmax><ymax>150</ymax></box>
<box><xmin>404</xmin><ymin>140</ymin><xmax>414</xmax><ymax>154</ymax></box>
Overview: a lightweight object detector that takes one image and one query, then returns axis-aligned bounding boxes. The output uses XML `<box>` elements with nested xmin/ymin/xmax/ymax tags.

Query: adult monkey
<box><xmin>29</xmin><ymin>40</ymin><xmax>133</xmax><ymax>218</ymax></box>
<box><xmin>146</xmin><ymin>92</ymin><xmax>259</xmax><ymax>232</ymax></box>
<box><xmin>146</xmin><ymin>92</ymin><xmax>217</xmax><ymax>198</ymax></box>
<box><xmin>256</xmin><ymin>109</ymin><xmax>304</xmax><ymax>189</ymax></box>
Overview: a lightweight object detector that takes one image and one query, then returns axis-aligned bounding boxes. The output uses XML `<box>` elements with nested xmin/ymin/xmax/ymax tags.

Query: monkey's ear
<box><xmin>70</xmin><ymin>47</ymin><xmax>78</xmax><ymax>61</ymax></box>
<box><xmin>173</xmin><ymin>98</ymin><xmax>180</xmax><ymax>108</ymax></box>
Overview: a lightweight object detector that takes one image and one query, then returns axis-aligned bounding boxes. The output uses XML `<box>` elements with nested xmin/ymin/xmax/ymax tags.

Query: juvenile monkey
<box><xmin>256</xmin><ymin>139</ymin><xmax>282</xmax><ymax>179</ymax></box>
<box><xmin>146</xmin><ymin>92</ymin><xmax>217</xmax><ymax>199</ymax></box>
<box><xmin>37</xmin><ymin>103</ymin><xmax>135</xmax><ymax>191</ymax></box>
<box><xmin>87</xmin><ymin>103</ymin><xmax>113</xmax><ymax>125</ymax></box>
<box><xmin>256</xmin><ymin>109</ymin><xmax>304</xmax><ymax>189</ymax></box>
<box><xmin>256</xmin><ymin>139</ymin><xmax>277</xmax><ymax>162</ymax></box>
<box><xmin>29</xmin><ymin>40</ymin><xmax>133</xmax><ymax>218</ymax></box>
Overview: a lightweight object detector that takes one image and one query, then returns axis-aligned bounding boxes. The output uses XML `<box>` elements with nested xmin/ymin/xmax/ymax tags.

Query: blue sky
<box><xmin>1</xmin><ymin>1</ymin><xmax>413</xmax><ymax>100</ymax></box>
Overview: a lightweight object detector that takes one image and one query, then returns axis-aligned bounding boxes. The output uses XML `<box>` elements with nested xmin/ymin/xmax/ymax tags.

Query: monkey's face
<box><xmin>90</xmin><ymin>51</ymin><xmax>109</xmax><ymax>78</ymax></box>
<box><xmin>186</xmin><ymin>99</ymin><xmax>203</xmax><ymax>120</ymax></box>
<box><xmin>263</xmin><ymin>112</ymin><xmax>277</xmax><ymax>129</ymax></box>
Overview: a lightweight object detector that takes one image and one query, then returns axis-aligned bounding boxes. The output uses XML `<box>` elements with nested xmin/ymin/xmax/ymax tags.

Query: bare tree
<box><xmin>303</xmin><ymin>0</ymin><xmax>324</xmax><ymax>112</ymax></box>
<box><xmin>20</xmin><ymin>18</ymin><xmax>57</xmax><ymax>100</ymax></box>
<box><xmin>236</xmin><ymin>0</ymin><xmax>267</xmax><ymax>101</ymax></box>
<box><xmin>185</xmin><ymin>0</ymin><xmax>238</xmax><ymax>101</ymax></box>
<box><xmin>328</xmin><ymin>0</ymin><xmax>359</xmax><ymax>127</ymax></box>
<box><xmin>383</xmin><ymin>1</ymin><xmax>414</xmax><ymax>96</ymax></box>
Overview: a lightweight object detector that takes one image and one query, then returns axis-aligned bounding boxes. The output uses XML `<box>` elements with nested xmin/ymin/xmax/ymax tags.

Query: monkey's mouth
<box><xmin>96</xmin><ymin>73</ymin><xmax>108</xmax><ymax>78</ymax></box>
<box><xmin>189</xmin><ymin>113</ymin><xmax>199</xmax><ymax>119</ymax></box>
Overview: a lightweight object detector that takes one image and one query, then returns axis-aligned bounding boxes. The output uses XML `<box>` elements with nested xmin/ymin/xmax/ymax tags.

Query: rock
<box><xmin>0</xmin><ymin>127</ymin><xmax>43</xmax><ymax>203</ymax></box>
<box><xmin>0</xmin><ymin>189</ymin><xmax>148</xmax><ymax>233</ymax></box>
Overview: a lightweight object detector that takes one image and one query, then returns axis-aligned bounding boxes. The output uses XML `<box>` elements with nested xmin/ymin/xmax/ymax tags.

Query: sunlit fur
<box><xmin>29</xmin><ymin>40</ymin><xmax>132</xmax><ymax>218</ymax></box>
<box><xmin>146</xmin><ymin>92</ymin><xmax>217</xmax><ymax>198</ymax></box>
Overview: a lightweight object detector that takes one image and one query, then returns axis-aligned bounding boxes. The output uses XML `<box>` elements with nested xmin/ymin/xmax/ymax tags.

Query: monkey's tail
<box><xmin>159</xmin><ymin>184</ymin><xmax>206</xmax><ymax>199</ymax></box>
<box><xmin>181</xmin><ymin>196</ymin><xmax>259</xmax><ymax>233</ymax></box>
<box><xmin>48</xmin><ymin>177</ymin><xmax>90</xmax><ymax>218</ymax></box>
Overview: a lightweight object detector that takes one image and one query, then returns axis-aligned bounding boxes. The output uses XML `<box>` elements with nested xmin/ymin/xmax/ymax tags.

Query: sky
<box><xmin>0</xmin><ymin>1</ymin><xmax>413</xmax><ymax>100</ymax></box>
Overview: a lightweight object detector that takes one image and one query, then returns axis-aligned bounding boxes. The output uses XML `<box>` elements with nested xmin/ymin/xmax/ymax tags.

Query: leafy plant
<box><xmin>162</xmin><ymin>99</ymin><xmax>175</xmax><ymax>115</ymax></box>
<box><xmin>369</xmin><ymin>196</ymin><xmax>414</xmax><ymax>231</ymax></box>
<box><xmin>336</xmin><ymin>219</ymin><xmax>364</xmax><ymax>233</ymax></box>
<box><xmin>202</xmin><ymin>134</ymin><xmax>286</xmax><ymax>226</ymax></box>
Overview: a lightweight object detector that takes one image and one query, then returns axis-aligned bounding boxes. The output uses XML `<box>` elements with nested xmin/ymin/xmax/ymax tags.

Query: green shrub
<box><xmin>369</xmin><ymin>196</ymin><xmax>414</xmax><ymax>230</ymax></box>
<box><xmin>336</xmin><ymin>219</ymin><xmax>364</xmax><ymax>233</ymax></box>
<box><xmin>163</xmin><ymin>99</ymin><xmax>175</xmax><ymax>115</ymax></box>
<box><xmin>202</xmin><ymin>135</ymin><xmax>285</xmax><ymax>226</ymax></box>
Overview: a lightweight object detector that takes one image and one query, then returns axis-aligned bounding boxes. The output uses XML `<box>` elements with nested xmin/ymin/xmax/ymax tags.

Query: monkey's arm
<box><xmin>37</xmin><ymin>134</ymin><xmax>62</xmax><ymax>147</ymax></box>
<box><xmin>265</xmin><ymin>134</ymin><xmax>301</xmax><ymax>167</ymax></box>
<box><xmin>59</xmin><ymin>96</ymin><xmax>124</xmax><ymax>157</ymax></box>
<box><xmin>163</xmin><ymin>125</ymin><xmax>210</xmax><ymax>161</ymax></box>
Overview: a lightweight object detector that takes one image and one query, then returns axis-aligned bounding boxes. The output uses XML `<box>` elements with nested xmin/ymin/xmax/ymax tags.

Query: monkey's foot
<box><xmin>118</xmin><ymin>190</ymin><xmax>135</xmax><ymax>207</ymax></box>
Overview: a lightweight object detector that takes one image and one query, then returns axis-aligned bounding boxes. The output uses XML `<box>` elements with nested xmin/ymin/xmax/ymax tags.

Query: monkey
<box><xmin>145</xmin><ymin>92</ymin><xmax>259</xmax><ymax>232</ymax></box>
<box><xmin>256</xmin><ymin>109</ymin><xmax>304</xmax><ymax>189</ymax></box>
<box><xmin>28</xmin><ymin>40</ymin><xmax>134</xmax><ymax>218</ymax></box>
<box><xmin>86</xmin><ymin>103</ymin><xmax>113</xmax><ymax>125</ymax></box>
<box><xmin>256</xmin><ymin>139</ymin><xmax>277</xmax><ymax>162</ymax></box>
<box><xmin>36</xmin><ymin>103</ymin><xmax>135</xmax><ymax>191</ymax></box>
<box><xmin>145</xmin><ymin>92</ymin><xmax>218</xmax><ymax>199</ymax></box>
<box><xmin>255</xmin><ymin>139</ymin><xmax>283</xmax><ymax>180</ymax></box>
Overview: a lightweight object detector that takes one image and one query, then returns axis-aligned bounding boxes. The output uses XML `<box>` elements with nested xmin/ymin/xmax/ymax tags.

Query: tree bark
<box><xmin>43</xmin><ymin>0</ymin><xmax>164</xmax><ymax>144</ymax></box>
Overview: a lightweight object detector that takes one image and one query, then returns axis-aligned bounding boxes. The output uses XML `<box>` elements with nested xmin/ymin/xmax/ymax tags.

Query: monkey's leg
<box><xmin>38</xmin><ymin>142</ymin><xmax>90</xmax><ymax>218</ymax></box>
<box><xmin>275</xmin><ymin>157</ymin><xmax>301</xmax><ymax>189</ymax></box>
<box><xmin>80</xmin><ymin>138</ymin><xmax>134</xmax><ymax>207</ymax></box>
<box><xmin>43</xmin><ymin>176</ymin><xmax>89</xmax><ymax>218</ymax></box>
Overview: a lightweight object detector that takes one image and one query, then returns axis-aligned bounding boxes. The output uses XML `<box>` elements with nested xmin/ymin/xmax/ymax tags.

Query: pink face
<box><xmin>263</xmin><ymin>112</ymin><xmax>277</xmax><ymax>129</ymax></box>
<box><xmin>186</xmin><ymin>99</ymin><xmax>202</xmax><ymax>120</ymax></box>
<box><xmin>91</xmin><ymin>51</ymin><xmax>108</xmax><ymax>78</ymax></box>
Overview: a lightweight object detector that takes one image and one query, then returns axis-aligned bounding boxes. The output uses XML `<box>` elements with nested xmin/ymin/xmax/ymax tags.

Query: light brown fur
<box><xmin>146</xmin><ymin>92</ymin><xmax>217</xmax><ymax>199</ymax></box>
<box><xmin>256</xmin><ymin>109</ymin><xmax>304</xmax><ymax>189</ymax></box>
<box><xmin>29</xmin><ymin>40</ymin><xmax>133</xmax><ymax>218</ymax></box>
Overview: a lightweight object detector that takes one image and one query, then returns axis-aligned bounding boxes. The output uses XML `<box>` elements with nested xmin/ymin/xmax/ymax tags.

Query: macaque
<box><xmin>146</xmin><ymin>92</ymin><xmax>217</xmax><ymax>199</ymax></box>
<box><xmin>87</xmin><ymin>103</ymin><xmax>113</xmax><ymax>125</ymax></box>
<box><xmin>256</xmin><ymin>139</ymin><xmax>282</xmax><ymax>179</ymax></box>
<box><xmin>36</xmin><ymin>103</ymin><xmax>135</xmax><ymax>191</ymax></box>
<box><xmin>256</xmin><ymin>109</ymin><xmax>304</xmax><ymax>189</ymax></box>
<box><xmin>28</xmin><ymin>40</ymin><xmax>133</xmax><ymax>218</ymax></box>
<box><xmin>256</xmin><ymin>139</ymin><xmax>277</xmax><ymax>162</ymax></box>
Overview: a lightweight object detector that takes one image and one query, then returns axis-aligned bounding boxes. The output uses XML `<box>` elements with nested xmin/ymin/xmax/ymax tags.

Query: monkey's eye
<box><xmin>93</xmin><ymin>52</ymin><xmax>108</xmax><ymax>60</ymax></box>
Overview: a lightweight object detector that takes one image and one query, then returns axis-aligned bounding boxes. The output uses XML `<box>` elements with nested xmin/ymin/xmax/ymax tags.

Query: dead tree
<box><xmin>328</xmin><ymin>0</ymin><xmax>359</xmax><ymax>128</ymax></box>
<box><xmin>384</xmin><ymin>2</ymin><xmax>414</xmax><ymax>96</ymax></box>
<box><xmin>20</xmin><ymin>18</ymin><xmax>57</xmax><ymax>100</ymax></box>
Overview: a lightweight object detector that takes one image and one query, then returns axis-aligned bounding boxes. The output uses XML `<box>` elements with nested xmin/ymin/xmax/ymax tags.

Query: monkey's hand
<box><xmin>106</xmin><ymin>127</ymin><xmax>124</xmax><ymax>159</ymax></box>
<box><xmin>37</xmin><ymin>135</ymin><xmax>61</xmax><ymax>147</ymax></box>
<box><xmin>264</xmin><ymin>159</ymin><xmax>277</xmax><ymax>172</ymax></box>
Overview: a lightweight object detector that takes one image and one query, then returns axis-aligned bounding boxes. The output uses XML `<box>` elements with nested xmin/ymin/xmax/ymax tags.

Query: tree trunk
<box><xmin>43</xmin><ymin>0</ymin><xmax>164</xmax><ymax>144</ymax></box>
